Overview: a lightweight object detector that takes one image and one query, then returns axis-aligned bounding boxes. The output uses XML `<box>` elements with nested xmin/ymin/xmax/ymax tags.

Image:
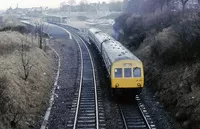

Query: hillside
<box><xmin>0</xmin><ymin>31</ymin><xmax>53</xmax><ymax>129</ymax></box>
<box><xmin>115</xmin><ymin>11</ymin><xmax>200</xmax><ymax>129</ymax></box>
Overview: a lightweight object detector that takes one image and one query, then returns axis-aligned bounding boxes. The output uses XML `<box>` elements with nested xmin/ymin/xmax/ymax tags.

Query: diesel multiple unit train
<box><xmin>88</xmin><ymin>28</ymin><xmax>144</xmax><ymax>95</ymax></box>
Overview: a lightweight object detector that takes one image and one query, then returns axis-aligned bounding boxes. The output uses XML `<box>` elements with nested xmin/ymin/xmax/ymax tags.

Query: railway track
<box><xmin>119</xmin><ymin>95</ymin><xmax>156</xmax><ymax>129</ymax></box>
<box><xmin>64</xmin><ymin>27</ymin><xmax>105</xmax><ymax>129</ymax></box>
<box><xmin>53</xmin><ymin>24</ymin><xmax>155</xmax><ymax>129</ymax></box>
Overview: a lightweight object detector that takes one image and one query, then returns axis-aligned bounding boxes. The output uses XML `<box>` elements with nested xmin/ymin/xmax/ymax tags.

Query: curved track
<box><xmin>53</xmin><ymin>24</ymin><xmax>155</xmax><ymax>129</ymax></box>
<box><xmin>119</xmin><ymin>95</ymin><xmax>156</xmax><ymax>129</ymax></box>
<box><xmin>63</xmin><ymin>27</ymin><xmax>105</xmax><ymax>129</ymax></box>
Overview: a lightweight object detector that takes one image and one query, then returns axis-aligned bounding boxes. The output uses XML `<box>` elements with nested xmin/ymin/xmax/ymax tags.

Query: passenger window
<box><xmin>115</xmin><ymin>68</ymin><xmax>122</xmax><ymax>78</ymax></box>
<box><xmin>133</xmin><ymin>68</ymin><xmax>141</xmax><ymax>77</ymax></box>
<box><xmin>124</xmin><ymin>68</ymin><xmax>132</xmax><ymax>78</ymax></box>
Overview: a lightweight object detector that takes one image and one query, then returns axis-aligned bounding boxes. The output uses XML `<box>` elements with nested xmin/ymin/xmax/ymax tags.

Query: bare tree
<box><xmin>166</xmin><ymin>0</ymin><xmax>173</xmax><ymax>7</ymax></box>
<box><xmin>35</xmin><ymin>22</ymin><xmax>44</xmax><ymax>49</ymax></box>
<box><xmin>158</xmin><ymin>0</ymin><xmax>166</xmax><ymax>11</ymax></box>
<box><xmin>20</xmin><ymin>40</ymin><xmax>34</xmax><ymax>81</ymax></box>
<box><xmin>151</xmin><ymin>0</ymin><xmax>172</xmax><ymax>12</ymax></box>
<box><xmin>68</xmin><ymin>0</ymin><xmax>76</xmax><ymax>5</ymax></box>
<box><xmin>60</xmin><ymin>1</ymin><xmax>66</xmax><ymax>8</ymax></box>
<box><xmin>79</xmin><ymin>0</ymin><xmax>89</xmax><ymax>12</ymax></box>
<box><xmin>146</xmin><ymin>0</ymin><xmax>159</xmax><ymax>13</ymax></box>
<box><xmin>10</xmin><ymin>107</ymin><xmax>24</xmax><ymax>128</ymax></box>
<box><xmin>0</xmin><ymin>62</ymin><xmax>2</xmax><ymax>69</ymax></box>
<box><xmin>68</xmin><ymin>0</ymin><xmax>76</xmax><ymax>15</ymax></box>
<box><xmin>180</xmin><ymin>0</ymin><xmax>189</xmax><ymax>13</ymax></box>
<box><xmin>109</xmin><ymin>0</ymin><xmax>123</xmax><ymax>12</ymax></box>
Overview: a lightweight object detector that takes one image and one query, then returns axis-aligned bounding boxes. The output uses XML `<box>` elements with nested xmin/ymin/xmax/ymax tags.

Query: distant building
<box><xmin>99</xmin><ymin>2</ymin><xmax>109</xmax><ymax>11</ymax></box>
<box><xmin>5</xmin><ymin>6</ymin><xmax>49</xmax><ymax>17</ymax></box>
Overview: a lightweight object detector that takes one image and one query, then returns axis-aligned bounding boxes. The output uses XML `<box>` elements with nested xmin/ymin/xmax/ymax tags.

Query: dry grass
<box><xmin>0</xmin><ymin>31</ymin><xmax>53</xmax><ymax>129</ymax></box>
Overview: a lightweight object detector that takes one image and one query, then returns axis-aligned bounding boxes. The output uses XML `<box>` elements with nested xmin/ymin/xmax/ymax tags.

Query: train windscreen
<box><xmin>115</xmin><ymin>68</ymin><xmax>122</xmax><ymax>78</ymax></box>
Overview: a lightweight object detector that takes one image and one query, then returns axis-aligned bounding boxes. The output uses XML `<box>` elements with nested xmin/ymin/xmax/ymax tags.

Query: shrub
<box><xmin>173</xmin><ymin>15</ymin><xmax>200</xmax><ymax>63</ymax></box>
<box><xmin>128</xmin><ymin>33</ymin><xmax>146</xmax><ymax>50</ymax></box>
<box><xmin>122</xmin><ymin>15</ymin><xmax>146</xmax><ymax>49</ymax></box>
<box><xmin>0</xmin><ymin>26</ymin><xmax>28</xmax><ymax>34</ymax></box>
<box><xmin>159</xmin><ymin>43</ymin><xmax>182</xmax><ymax>65</ymax></box>
<box><xmin>114</xmin><ymin>13</ymin><xmax>131</xmax><ymax>31</ymax></box>
<box><xmin>149</xmin><ymin>27</ymin><xmax>177</xmax><ymax>64</ymax></box>
<box><xmin>124</xmin><ymin>16</ymin><xmax>144</xmax><ymax>36</ymax></box>
<box><xmin>0</xmin><ymin>76</ymin><xmax>9</xmax><ymax>114</ymax></box>
<box><xmin>150</xmin><ymin>13</ymin><xmax>200</xmax><ymax>66</ymax></box>
<box><xmin>144</xmin><ymin>11</ymin><xmax>181</xmax><ymax>32</ymax></box>
<box><xmin>116</xmin><ymin>11</ymin><xmax>181</xmax><ymax>50</ymax></box>
<box><xmin>195</xmin><ymin>66</ymin><xmax>200</xmax><ymax>84</ymax></box>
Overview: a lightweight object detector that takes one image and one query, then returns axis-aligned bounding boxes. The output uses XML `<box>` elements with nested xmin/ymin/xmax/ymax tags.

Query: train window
<box><xmin>115</xmin><ymin>68</ymin><xmax>122</xmax><ymax>78</ymax></box>
<box><xmin>133</xmin><ymin>68</ymin><xmax>141</xmax><ymax>77</ymax></box>
<box><xmin>124</xmin><ymin>68</ymin><xmax>132</xmax><ymax>78</ymax></box>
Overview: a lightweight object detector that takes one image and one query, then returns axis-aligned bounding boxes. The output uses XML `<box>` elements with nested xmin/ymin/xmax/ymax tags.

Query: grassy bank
<box><xmin>0</xmin><ymin>31</ymin><xmax>54</xmax><ymax>129</ymax></box>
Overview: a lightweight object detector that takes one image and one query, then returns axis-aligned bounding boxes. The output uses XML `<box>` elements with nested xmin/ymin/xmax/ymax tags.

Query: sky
<box><xmin>0</xmin><ymin>0</ymin><xmax>110</xmax><ymax>10</ymax></box>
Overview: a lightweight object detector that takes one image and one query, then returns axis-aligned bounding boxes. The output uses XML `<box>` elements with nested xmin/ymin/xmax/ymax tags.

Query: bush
<box><xmin>121</xmin><ymin>15</ymin><xmax>146</xmax><ymax>49</ymax></box>
<box><xmin>144</xmin><ymin>11</ymin><xmax>181</xmax><ymax>32</ymax></box>
<box><xmin>0</xmin><ymin>26</ymin><xmax>28</xmax><ymax>34</ymax></box>
<box><xmin>114</xmin><ymin>13</ymin><xmax>131</xmax><ymax>30</ymax></box>
<box><xmin>150</xmin><ymin>14</ymin><xmax>200</xmax><ymax>65</ymax></box>
<box><xmin>159</xmin><ymin>43</ymin><xmax>182</xmax><ymax>65</ymax></box>
<box><xmin>115</xmin><ymin>11</ymin><xmax>181</xmax><ymax>50</ymax></box>
<box><xmin>0</xmin><ymin>76</ymin><xmax>9</xmax><ymax>114</ymax></box>
<box><xmin>125</xmin><ymin>16</ymin><xmax>144</xmax><ymax>36</ymax></box>
<box><xmin>128</xmin><ymin>33</ymin><xmax>146</xmax><ymax>49</ymax></box>
<box><xmin>195</xmin><ymin>66</ymin><xmax>200</xmax><ymax>84</ymax></box>
<box><xmin>173</xmin><ymin>15</ymin><xmax>200</xmax><ymax>63</ymax></box>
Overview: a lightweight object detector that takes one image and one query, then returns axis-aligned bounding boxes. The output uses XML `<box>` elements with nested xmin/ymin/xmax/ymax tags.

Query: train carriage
<box><xmin>88</xmin><ymin>28</ymin><xmax>144</xmax><ymax>94</ymax></box>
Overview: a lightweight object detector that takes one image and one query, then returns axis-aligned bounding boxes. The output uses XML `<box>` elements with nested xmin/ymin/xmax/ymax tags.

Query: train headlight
<box><xmin>133</xmin><ymin>67</ymin><xmax>141</xmax><ymax>77</ymax></box>
<box><xmin>115</xmin><ymin>83</ymin><xmax>119</xmax><ymax>88</ymax></box>
<box><xmin>137</xmin><ymin>83</ymin><xmax>141</xmax><ymax>87</ymax></box>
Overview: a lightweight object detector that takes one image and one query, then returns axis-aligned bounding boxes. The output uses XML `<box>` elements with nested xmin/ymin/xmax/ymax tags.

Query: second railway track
<box><xmin>65</xmin><ymin>27</ymin><xmax>105</xmax><ymax>129</ymax></box>
<box><xmin>119</xmin><ymin>95</ymin><xmax>156</xmax><ymax>129</ymax></box>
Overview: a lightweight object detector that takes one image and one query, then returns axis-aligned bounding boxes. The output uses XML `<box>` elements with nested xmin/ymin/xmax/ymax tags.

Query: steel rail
<box><xmin>119</xmin><ymin>105</ymin><xmax>128</xmax><ymax>129</ymax></box>
<box><xmin>71</xmin><ymin>31</ymin><xmax>99</xmax><ymax>129</ymax></box>
<box><xmin>72</xmin><ymin>36</ymin><xmax>84</xmax><ymax>129</ymax></box>
<box><xmin>138</xmin><ymin>104</ymin><xmax>152</xmax><ymax>129</ymax></box>
<box><xmin>119</xmin><ymin>95</ymin><xmax>156</xmax><ymax>129</ymax></box>
<box><xmin>78</xmin><ymin>36</ymin><xmax>99</xmax><ymax>129</ymax></box>
<box><xmin>136</xmin><ymin>95</ymin><xmax>156</xmax><ymax>129</ymax></box>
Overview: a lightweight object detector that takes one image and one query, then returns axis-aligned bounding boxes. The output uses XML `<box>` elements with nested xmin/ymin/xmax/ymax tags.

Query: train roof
<box><xmin>89</xmin><ymin>28</ymin><xmax>141</xmax><ymax>63</ymax></box>
<box><xmin>89</xmin><ymin>28</ymin><xmax>101</xmax><ymax>34</ymax></box>
<box><xmin>103</xmin><ymin>40</ymin><xmax>141</xmax><ymax>63</ymax></box>
<box><xmin>95</xmin><ymin>32</ymin><xmax>114</xmax><ymax>43</ymax></box>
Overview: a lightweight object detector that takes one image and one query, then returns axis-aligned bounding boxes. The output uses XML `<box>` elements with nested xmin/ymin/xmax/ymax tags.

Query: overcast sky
<box><xmin>0</xmin><ymin>0</ymin><xmax>110</xmax><ymax>10</ymax></box>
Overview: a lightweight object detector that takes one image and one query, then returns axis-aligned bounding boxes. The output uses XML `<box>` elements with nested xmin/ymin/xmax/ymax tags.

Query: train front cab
<box><xmin>111</xmin><ymin>60</ymin><xmax>144</xmax><ymax>94</ymax></box>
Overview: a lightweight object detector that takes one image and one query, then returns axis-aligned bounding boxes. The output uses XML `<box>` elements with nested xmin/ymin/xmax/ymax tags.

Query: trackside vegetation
<box><xmin>115</xmin><ymin>8</ymin><xmax>200</xmax><ymax>129</ymax></box>
<box><xmin>0</xmin><ymin>18</ymin><xmax>54</xmax><ymax>129</ymax></box>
